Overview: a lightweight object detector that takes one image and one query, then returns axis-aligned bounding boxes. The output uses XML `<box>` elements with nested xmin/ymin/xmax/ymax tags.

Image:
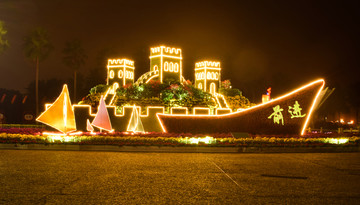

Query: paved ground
<box><xmin>1</xmin><ymin>151</ymin><xmax>360</xmax><ymax>204</ymax></box>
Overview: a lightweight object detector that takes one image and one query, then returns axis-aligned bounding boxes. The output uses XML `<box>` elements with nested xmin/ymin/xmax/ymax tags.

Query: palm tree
<box><xmin>23</xmin><ymin>27</ymin><xmax>53</xmax><ymax>117</ymax></box>
<box><xmin>0</xmin><ymin>20</ymin><xmax>9</xmax><ymax>54</ymax></box>
<box><xmin>62</xmin><ymin>39</ymin><xmax>87</xmax><ymax>103</ymax></box>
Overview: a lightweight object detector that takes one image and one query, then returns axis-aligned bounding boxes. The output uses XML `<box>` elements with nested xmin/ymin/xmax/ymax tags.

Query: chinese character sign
<box><xmin>268</xmin><ymin>105</ymin><xmax>284</xmax><ymax>125</ymax></box>
<box><xmin>288</xmin><ymin>101</ymin><xmax>306</xmax><ymax>118</ymax></box>
<box><xmin>268</xmin><ymin>101</ymin><xmax>307</xmax><ymax>125</ymax></box>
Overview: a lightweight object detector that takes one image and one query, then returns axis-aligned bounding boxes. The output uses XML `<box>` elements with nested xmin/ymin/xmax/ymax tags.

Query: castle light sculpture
<box><xmin>36</xmin><ymin>45</ymin><xmax>326</xmax><ymax>135</ymax></box>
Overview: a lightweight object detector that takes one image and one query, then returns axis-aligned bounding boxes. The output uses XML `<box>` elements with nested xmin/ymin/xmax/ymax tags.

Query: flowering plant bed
<box><xmin>0</xmin><ymin>133</ymin><xmax>359</xmax><ymax>148</ymax></box>
<box><xmin>0</xmin><ymin>127</ymin><xmax>45</xmax><ymax>135</ymax></box>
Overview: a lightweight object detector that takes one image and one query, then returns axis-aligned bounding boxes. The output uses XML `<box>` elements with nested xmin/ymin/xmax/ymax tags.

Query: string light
<box><xmin>157</xmin><ymin>79</ymin><xmax>325</xmax><ymax>135</ymax></box>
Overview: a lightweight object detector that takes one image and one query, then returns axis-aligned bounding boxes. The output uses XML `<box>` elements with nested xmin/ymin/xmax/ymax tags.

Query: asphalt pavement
<box><xmin>1</xmin><ymin>151</ymin><xmax>360</xmax><ymax>204</ymax></box>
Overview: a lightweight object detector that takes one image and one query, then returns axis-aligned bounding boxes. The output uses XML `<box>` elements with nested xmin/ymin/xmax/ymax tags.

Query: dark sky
<box><xmin>0</xmin><ymin>0</ymin><xmax>359</xmax><ymax>103</ymax></box>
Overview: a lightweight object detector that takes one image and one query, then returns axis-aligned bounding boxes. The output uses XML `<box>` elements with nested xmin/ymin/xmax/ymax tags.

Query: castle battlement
<box><xmin>108</xmin><ymin>58</ymin><xmax>134</xmax><ymax>67</ymax></box>
<box><xmin>72</xmin><ymin>104</ymin><xmax>232</xmax><ymax>132</ymax></box>
<box><xmin>195</xmin><ymin>61</ymin><xmax>220</xmax><ymax>68</ymax></box>
<box><xmin>150</xmin><ymin>46</ymin><xmax>181</xmax><ymax>56</ymax></box>
<box><xmin>107</xmin><ymin>58</ymin><xmax>135</xmax><ymax>89</ymax></box>
<box><xmin>194</xmin><ymin>61</ymin><xmax>222</xmax><ymax>95</ymax></box>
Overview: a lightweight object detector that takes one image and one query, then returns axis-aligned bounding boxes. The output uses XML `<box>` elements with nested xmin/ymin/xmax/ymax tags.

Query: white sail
<box><xmin>86</xmin><ymin>119</ymin><xmax>94</xmax><ymax>132</ymax></box>
<box><xmin>127</xmin><ymin>105</ymin><xmax>144</xmax><ymax>132</ymax></box>
<box><xmin>91</xmin><ymin>96</ymin><xmax>112</xmax><ymax>131</ymax></box>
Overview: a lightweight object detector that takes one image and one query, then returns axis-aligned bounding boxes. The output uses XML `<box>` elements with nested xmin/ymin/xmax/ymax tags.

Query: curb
<box><xmin>0</xmin><ymin>143</ymin><xmax>359</xmax><ymax>153</ymax></box>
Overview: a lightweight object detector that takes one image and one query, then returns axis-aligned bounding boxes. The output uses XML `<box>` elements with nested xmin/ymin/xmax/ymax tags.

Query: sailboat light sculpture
<box><xmin>86</xmin><ymin>119</ymin><xmax>94</xmax><ymax>132</ymax></box>
<box><xmin>36</xmin><ymin>84</ymin><xmax>76</xmax><ymax>133</ymax></box>
<box><xmin>127</xmin><ymin>105</ymin><xmax>145</xmax><ymax>132</ymax></box>
<box><xmin>91</xmin><ymin>96</ymin><xmax>113</xmax><ymax>132</ymax></box>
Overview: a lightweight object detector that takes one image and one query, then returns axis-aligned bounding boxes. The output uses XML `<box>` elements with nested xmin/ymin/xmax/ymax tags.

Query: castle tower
<box><xmin>194</xmin><ymin>61</ymin><xmax>221</xmax><ymax>95</ymax></box>
<box><xmin>150</xmin><ymin>46</ymin><xmax>182</xmax><ymax>83</ymax></box>
<box><xmin>107</xmin><ymin>58</ymin><xmax>135</xmax><ymax>92</ymax></box>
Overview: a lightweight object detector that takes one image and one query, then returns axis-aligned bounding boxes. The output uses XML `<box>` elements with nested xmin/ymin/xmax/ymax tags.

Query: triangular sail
<box><xmin>127</xmin><ymin>105</ymin><xmax>144</xmax><ymax>132</ymax></box>
<box><xmin>86</xmin><ymin>119</ymin><xmax>94</xmax><ymax>132</ymax></box>
<box><xmin>36</xmin><ymin>84</ymin><xmax>76</xmax><ymax>133</ymax></box>
<box><xmin>91</xmin><ymin>96</ymin><xmax>112</xmax><ymax>131</ymax></box>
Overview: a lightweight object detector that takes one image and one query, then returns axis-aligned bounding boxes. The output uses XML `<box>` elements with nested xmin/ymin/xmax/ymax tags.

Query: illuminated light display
<box><xmin>150</xmin><ymin>46</ymin><xmax>182</xmax><ymax>83</ymax></box>
<box><xmin>91</xmin><ymin>96</ymin><xmax>113</xmax><ymax>132</ymax></box>
<box><xmin>215</xmin><ymin>108</ymin><xmax>232</xmax><ymax>115</ymax></box>
<box><xmin>214</xmin><ymin>93</ymin><xmax>229</xmax><ymax>108</ymax></box>
<box><xmin>107</xmin><ymin>58</ymin><xmax>135</xmax><ymax>88</ymax></box>
<box><xmin>118</xmin><ymin>70</ymin><xmax>123</xmax><ymax>78</ymax></box>
<box><xmin>170</xmin><ymin>107</ymin><xmax>189</xmax><ymax>115</ymax></box>
<box><xmin>36</xmin><ymin>45</ymin><xmax>325</xmax><ymax>135</ymax></box>
<box><xmin>195</xmin><ymin>61</ymin><xmax>220</xmax><ymax>68</ymax></box>
<box><xmin>108</xmin><ymin>59</ymin><xmax>134</xmax><ymax>65</ymax></box>
<box><xmin>68</xmin><ymin>131</ymin><xmax>83</xmax><ymax>135</ymax></box>
<box><xmin>109</xmin><ymin>70</ymin><xmax>114</xmax><ymax>79</ymax></box>
<box><xmin>108</xmin><ymin>92</ymin><xmax>117</xmax><ymax>105</ymax></box>
<box><xmin>327</xmin><ymin>138</ymin><xmax>349</xmax><ymax>144</ymax></box>
<box><xmin>47</xmin><ymin>135</ymin><xmax>76</xmax><ymax>142</ymax></box>
<box><xmin>36</xmin><ymin>85</ymin><xmax>76</xmax><ymax>134</ymax></box>
<box><xmin>164</xmin><ymin>62</ymin><xmax>168</xmax><ymax>71</ymax></box>
<box><xmin>268</xmin><ymin>105</ymin><xmax>284</xmax><ymax>125</ymax></box>
<box><xmin>127</xmin><ymin>105</ymin><xmax>145</xmax><ymax>132</ymax></box>
<box><xmin>193</xmin><ymin>107</ymin><xmax>210</xmax><ymax>115</ymax></box>
<box><xmin>73</xmin><ymin>104</ymin><xmax>166</xmax><ymax>132</ymax></box>
<box><xmin>194</xmin><ymin>60</ymin><xmax>221</xmax><ymax>94</ymax></box>
<box><xmin>145</xmin><ymin>74</ymin><xmax>159</xmax><ymax>83</ymax></box>
<box><xmin>149</xmin><ymin>55</ymin><xmax>182</xmax><ymax>59</ymax></box>
<box><xmin>300</xmin><ymin>80</ymin><xmax>325</xmax><ymax>135</ymax></box>
<box><xmin>39</xmin><ymin>79</ymin><xmax>323</xmax><ymax>134</ymax></box>
<box><xmin>43</xmin><ymin>131</ymin><xmax>67</xmax><ymax>136</ymax></box>
<box><xmin>121</xmin><ymin>46</ymin><xmax>227</xmax><ymax>109</ymax></box>
<box><xmin>262</xmin><ymin>94</ymin><xmax>270</xmax><ymax>103</ymax></box>
<box><xmin>157</xmin><ymin>79</ymin><xmax>325</xmax><ymax>135</ymax></box>
<box><xmin>151</xmin><ymin>46</ymin><xmax>181</xmax><ymax>55</ymax></box>
<box><xmin>183</xmin><ymin>136</ymin><xmax>215</xmax><ymax>144</ymax></box>
<box><xmin>86</xmin><ymin>119</ymin><xmax>94</xmax><ymax>132</ymax></box>
<box><xmin>45</xmin><ymin>133</ymin><xmax>83</xmax><ymax>142</ymax></box>
<box><xmin>135</xmin><ymin>70</ymin><xmax>158</xmax><ymax>85</ymax></box>
<box><xmin>73</xmin><ymin>102</ymin><xmax>243</xmax><ymax>132</ymax></box>
<box><xmin>288</xmin><ymin>101</ymin><xmax>306</xmax><ymax>118</ymax></box>
<box><xmin>163</xmin><ymin>62</ymin><xmax>180</xmax><ymax>73</ymax></box>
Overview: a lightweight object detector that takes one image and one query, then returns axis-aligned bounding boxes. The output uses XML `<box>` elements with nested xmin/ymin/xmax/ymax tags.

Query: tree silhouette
<box><xmin>23</xmin><ymin>27</ymin><xmax>53</xmax><ymax>116</ymax></box>
<box><xmin>0</xmin><ymin>21</ymin><xmax>9</xmax><ymax>54</ymax></box>
<box><xmin>62</xmin><ymin>39</ymin><xmax>87</xmax><ymax>103</ymax></box>
<box><xmin>85</xmin><ymin>47</ymin><xmax>114</xmax><ymax>88</ymax></box>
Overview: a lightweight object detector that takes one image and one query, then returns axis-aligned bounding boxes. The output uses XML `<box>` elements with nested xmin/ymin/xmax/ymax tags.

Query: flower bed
<box><xmin>0</xmin><ymin>133</ymin><xmax>359</xmax><ymax>147</ymax></box>
<box><xmin>0</xmin><ymin>128</ymin><xmax>44</xmax><ymax>135</ymax></box>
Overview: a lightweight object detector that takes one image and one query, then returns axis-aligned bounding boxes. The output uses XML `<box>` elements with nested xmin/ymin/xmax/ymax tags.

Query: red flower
<box><xmin>170</xmin><ymin>84</ymin><xmax>179</xmax><ymax>90</ymax></box>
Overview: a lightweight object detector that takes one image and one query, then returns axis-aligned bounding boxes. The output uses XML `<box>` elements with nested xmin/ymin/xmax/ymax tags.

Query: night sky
<box><xmin>0</xmin><ymin>0</ymin><xmax>359</xmax><ymax>104</ymax></box>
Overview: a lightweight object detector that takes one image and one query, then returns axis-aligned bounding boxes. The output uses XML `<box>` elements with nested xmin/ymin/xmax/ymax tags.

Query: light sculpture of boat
<box><xmin>157</xmin><ymin>79</ymin><xmax>325</xmax><ymax>135</ymax></box>
<box><xmin>36</xmin><ymin>84</ymin><xmax>77</xmax><ymax>134</ymax></box>
<box><xmin>91</xmin><ymin>96</ymin><xmax>113</xmax><ymax>132</ymax></box>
